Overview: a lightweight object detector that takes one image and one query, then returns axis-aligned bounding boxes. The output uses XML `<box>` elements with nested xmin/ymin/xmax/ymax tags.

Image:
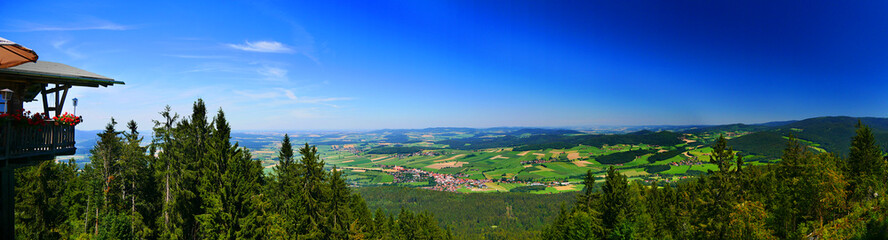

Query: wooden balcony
<box><xmin>0</xmin><ymin>121</ymin><xmax>75</xmax><ymax>162</ymax></box>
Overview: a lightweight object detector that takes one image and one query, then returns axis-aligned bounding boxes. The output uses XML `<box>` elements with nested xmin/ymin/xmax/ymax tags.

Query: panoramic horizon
<box><xmin>7</xmin><ymin>1</ymin><xmax>888</xmax><ymax>239</ymax></box>
<box><xmin>4</xmin><ymin>0</ymin><xmax>888</xmax><ymax>131</ymax></box>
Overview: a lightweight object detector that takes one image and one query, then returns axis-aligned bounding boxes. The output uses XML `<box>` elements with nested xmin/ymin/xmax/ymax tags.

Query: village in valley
<box><xmin>214</xmin><ymin>128</ymin><xmax>773</xmax><ymax>194</ymax></box>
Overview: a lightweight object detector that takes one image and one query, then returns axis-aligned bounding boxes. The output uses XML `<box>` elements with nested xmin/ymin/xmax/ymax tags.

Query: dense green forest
<box><xmin>543</xmin><ymin>122</ymin><xmax>888</xmax><ymax>239</ymax></box>
<box><xmin>593</xmin><ymin>149</ymin><xmax>657</xmax><ymax>165</ymax></box>
<box><xmin>356</xmin><ymin>186</ymin><xmax>574</xmax><ymax>239</ymax></box>
<box><xmin>726</xmin><ymin>131</ymin><xmax>789</xmax><ymax>158</ymax></box>
<box><xmin>645</xmin><ymin>148</ymin><xmax>685</xmax><ymax>163</ymax></box>
<box><xmin>14</xmin><ymin>99</ymin><xmax>451</xmax><ymax>240</ymax></box>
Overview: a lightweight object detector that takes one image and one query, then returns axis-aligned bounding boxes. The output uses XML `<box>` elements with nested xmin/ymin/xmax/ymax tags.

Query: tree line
<box><xmin>543</xmin><ymin>121</ymin><xmax>888</xmax><ymax>239</ymax></box>
<box><xmin>15</xmin><ymin>99</ymin><xmax>451</xmax><ymax>240</ymax></box>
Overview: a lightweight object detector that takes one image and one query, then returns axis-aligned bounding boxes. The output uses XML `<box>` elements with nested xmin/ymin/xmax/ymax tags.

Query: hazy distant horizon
<box><xmin>72</xmin><ymin>115</ymin><xmax>884</xmax><ymax>132</ymax></box>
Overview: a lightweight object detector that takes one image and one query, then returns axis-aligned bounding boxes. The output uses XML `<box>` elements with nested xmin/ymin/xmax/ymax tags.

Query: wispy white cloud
<box><xmin>257</xmin><ymin>66</ymin><xmax>288</xmax><ymax>81</ymax></box>
<box><xmin>8</xmin><ymin>19</ymin><xmax>131</xmax><ymax>32</ymax></box>
<box><xmin>296</xmin><ymin>97</ymin><xmax>353</xmax><ymax>104</ymax></box>
<box><xmin>233</xmin><ymin>89</ymin><xmax>281</xmax><ymax>100</ymax></box>
<box><xmin>280</xmin><ymin>88</ymin><xmax>298</xmax><ymax>100</ymax></box>
<box><xmin>185</xmin><ymin>62</ymin><xmax>291</xmax><ymax>82</ymax></box>
<box><xmin>163</xmin><ymin>54</ymin><xmax>230</xmax><ymax>59</ymax></box>
<box><xmin>51</xmin><ymin>40</ymin><xmax>84</xmax><ymax>59</ymax></box>
<box><xmin>234</xmin><ymin>88</ymin><xmax>351</xmax><ymax>107</ymax></box>
<box><xmin>227</xmin><ymin>41</ymin><xmax>294</xmax><ymax>53</ymax></box>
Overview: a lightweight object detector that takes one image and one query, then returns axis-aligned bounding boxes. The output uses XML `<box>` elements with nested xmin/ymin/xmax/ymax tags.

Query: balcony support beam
<box><xmin>40</xmin><ymin>83</ymin><xmax>70</xmax><ymax>117</ymax></box>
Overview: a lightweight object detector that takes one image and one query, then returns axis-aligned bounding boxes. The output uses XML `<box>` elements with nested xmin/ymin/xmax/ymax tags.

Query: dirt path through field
<box><xmin>426</xmin><ymin>161</ymin><xmax>468</xmax><ymax>169</ymax></box>
<box><xmin>342</xmin><ymin>166</ymin><xmax>384</xmax><ymax>171</ymax></box>
<box><xmin>485</xmin><ymin>182</ymin><xmax>507</xmax><ymax>191</ymax></box>
<box><xmin>567</xmin><ymin>152</ymin><xmax>580</xmax><ymax>160</ymax></box>
<box><xmin>573</xmin><ymin>161</ymin><xmax>592</xmax><ymax>167</ymax></box>
<box><xmin>435</xmin><ymin>154</ymin><xmax>466</xmax><ymax>162</ymax></box>
<box><xmin>517</xmin><ymin>151</ymin><xmax>530</xmax><ymax>156</ymax></box>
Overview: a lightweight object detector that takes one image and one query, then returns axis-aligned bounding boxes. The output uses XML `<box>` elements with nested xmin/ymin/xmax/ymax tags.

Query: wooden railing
<box><xmin>0</xmin><ymin>121</ymin><xmax>76</xmax><ymax>161</ymax></box>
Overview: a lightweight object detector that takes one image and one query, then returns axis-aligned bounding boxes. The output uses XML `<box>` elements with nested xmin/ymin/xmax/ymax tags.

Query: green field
<box><xmin>53</xmin><ymin>128</ymin><xmax>781</xmax><ymax>194</ymax></box>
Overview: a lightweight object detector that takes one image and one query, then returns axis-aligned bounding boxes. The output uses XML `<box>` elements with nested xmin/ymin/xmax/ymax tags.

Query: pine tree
<box><xmin>848</xmin><ymin>120</ymin><xmax>886</xmax><ymax>201</ymax></box>
<box><xmin>177</xmin><ymin>99</ymin><xmax>211</xmax><ymax>239</ymax></box>
<box><xmin>15</xmin><ymin>160</ymin><xmax>65</xmax><ymax>239</ymax></box>
<box><xmin>151</xmin><ymin>105</ymin><xmax>184</xmax><ymax>239</ymax></box>
<box><xmin>269</xmin><ymin>134</ymin><xmax>300</xmax><ymax>238</ymax></box>
<box><xmin>601</xmin><ymin>166</ymin><xmax>630</xmax><ymax>237</ymax></box>
<box><xmin>350</xmin><ymin>194</ymin><xmax>374</xmax><ymax>238</ymax></box>
<box><xmin>327</xmin><ymin>167</ymin><xmax>353</xmax><ymax>239</ymax></box>
<box><xmin>91</xmin><ymin>119</ymin><xmax>123</xmax><ymax>210</ymax></box>
<box><xmin>296</xmin><ymin>143</ymin><xmax>327</xmax><ymax>239</ymax></box>
<box><xmin>710</xmin><ymin>134</ymin><xmax>734</xmax><ymax>172</ymax></box>
<box><xmin>119</xmin><ymin>120</ymin><xmax>151</xmax><ymax>238</ymax></box>
<box><xmin>575</xmin><ymin>170</ymin><xmax>597</xmax><ymax>212</ymax></box>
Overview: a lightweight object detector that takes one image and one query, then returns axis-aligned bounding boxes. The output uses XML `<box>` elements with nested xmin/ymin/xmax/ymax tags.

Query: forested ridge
<box><xmin>440</xmin><ymin>131</ymin><xmax>682</xmax><ymax>151</ymax></box>
<box><xmin>14</xmin><ymin>99</ymin><xmax>451</xmax><ymax>240</ymax></box>
<box><xmin>543</xmin><ymin>122</ymin><xmax>888</xmax><ymax>239</ymax></box>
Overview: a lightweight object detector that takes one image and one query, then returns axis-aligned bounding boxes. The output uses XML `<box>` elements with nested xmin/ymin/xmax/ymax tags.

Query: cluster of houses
<box><xmin>427</xmin><ymin>172</ymin><xmax>489</xmax><ymax>192</ymax></box>
<box><xmin>391</xmin><ymin>151</ymin><xmax>441</xmax><ymax>159</ymax></box>
<box><xmin>331</xmin><ymin>145</ymin><xmax>363</xmax><ymax>154</ymax></box>
<box><xmin>520</xmin><ymin>158</ymin><xmax>557</xmax><ymax>165</ymax></box>
<box><xmin>669</xmin><ymin>159</ymin><xmax>703</xmax><ymax>166</ymax></box>
<box><xmin>387</xmin><ymin>166</ymin><xmax>491</xmax><ymax>192</ymax></box>
<box><xmin>643</xmin><ymin>175</ymin><xmax>692</xmax><ymax>184</ymax></box>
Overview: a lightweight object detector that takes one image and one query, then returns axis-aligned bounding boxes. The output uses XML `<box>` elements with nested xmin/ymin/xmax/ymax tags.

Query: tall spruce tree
<box><xmin>710</xmin><ymin>134</ymin><xmax>735</xmax><ymax>172</ymax></box>
<box><xmin>270</xmin><ymin>134</ymin><xmax>300</xmax><ymax>237</ymax></box>
<box><xmin>151</xmin><ymin>105</ymin><xmax>184</xmax><ymax>239</ymax></box>
<box><xmin>177</xmin><ymin>99</ymin><xmax>211</xmax><ymax>239</ymax></box>
<box><xmin>601</xmin><ymin>166</ymin><xmax>630</xmax><ymax>238</ymax></box>
<box><xmin>296</xmin><ymin>143</ymin><xmax>327</xmax><ymax>239</ymax></box>
<box><xmin>119</xmin><ymin>120</ymin><xmax>152</xmax><ymax>238</ymax></box>
<box><xmin>327</xmin><ymin>167</ymin><xmax>353</xmax><ymax>239</ymax></box>
<box><xmin>575</xmin><ymin>170</ymin><xmax>598</xmax><ymax>213</ymax></box>
<box><xmin>848</xmin><ymin>120</ymin><xmax>886</xmax><ymax>201</ymax></box>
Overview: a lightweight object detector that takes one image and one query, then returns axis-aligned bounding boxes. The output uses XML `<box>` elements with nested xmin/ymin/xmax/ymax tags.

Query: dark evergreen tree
<box><xmin>848</xmin><ymin>120</ymin><xmax>886</xmax><ymax>201</ymax></box>
<box><xmin>151</xmin><ymin>105</ymin><xmax>184</xmax><ymax>239</ymax></box>
<box><xmin>295</xmin><ymin>143</ymin><xmax>327</xmax><ymax>239</ymax></box>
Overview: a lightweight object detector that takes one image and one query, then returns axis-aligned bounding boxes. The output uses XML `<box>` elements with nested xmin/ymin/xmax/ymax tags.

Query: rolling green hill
<box><xmin>774</xmin><ymin>116</ymin><xmax>888</xmax><ymax>155</ymax></box>
<box><xmin>439</xmin><ymin>130</ymin><xmax>683</xmax><ymax>151</ymax></box>
<box><xmin>693</xmin><ymin>116</ymin><xmax>888</xmax><ymax>157</ymax></box>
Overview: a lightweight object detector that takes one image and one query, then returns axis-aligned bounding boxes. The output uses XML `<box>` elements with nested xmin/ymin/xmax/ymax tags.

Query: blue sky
<box><xmin>2</xmin><ymin>0</ymin><xmax>887</xmax><ymax>130</ymax></box>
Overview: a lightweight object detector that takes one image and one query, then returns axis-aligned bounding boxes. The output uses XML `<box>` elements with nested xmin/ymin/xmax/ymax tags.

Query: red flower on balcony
<box><xmin>0</xmin><ymin>109</ymin><xmax>83</xmax><ymax>127</ymax></box>
<box><xmin>53</xmin><ymin>112</ymin><xmax>83</xmax><ymax>126</ymax></box>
